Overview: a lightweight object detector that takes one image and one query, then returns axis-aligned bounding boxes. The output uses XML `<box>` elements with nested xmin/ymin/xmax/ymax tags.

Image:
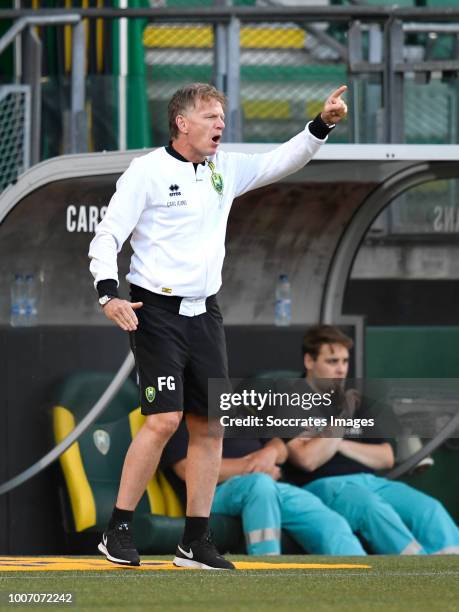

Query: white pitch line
<box><xmin>1</xmin><ymin>570</ymin><xmax>458</xmax><ymax>579</ymax></box>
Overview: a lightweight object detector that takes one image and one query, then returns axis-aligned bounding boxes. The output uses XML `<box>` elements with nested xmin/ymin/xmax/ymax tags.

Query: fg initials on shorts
<box><xmin>158</xmin><ymin>376</ymin><xmax>176</xmax><ymax>391</ymax></box>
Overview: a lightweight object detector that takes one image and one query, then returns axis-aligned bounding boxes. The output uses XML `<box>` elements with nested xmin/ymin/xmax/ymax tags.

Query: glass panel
<box><xmin>352</xmin><ymin>178</ymin><xmax>459</xmax><ymax>282</ymax></box>
<box><xmin>346</xmin><ymin>177</ymin><xmax>459</xmax><ymax>325</ymax></box>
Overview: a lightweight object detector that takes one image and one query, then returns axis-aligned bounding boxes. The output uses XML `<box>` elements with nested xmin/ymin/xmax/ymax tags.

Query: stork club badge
<box><xmin>207</xmin><ymin>160</ymin><xmax>224</xmax><ymax>196</ymax></box>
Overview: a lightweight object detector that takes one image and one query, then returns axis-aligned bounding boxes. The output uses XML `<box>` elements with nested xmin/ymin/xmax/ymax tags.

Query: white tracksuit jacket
<box><xmin>89</xmin><ymin>124</ymin><xmax>326</xmax><ymax>315</ymax></box>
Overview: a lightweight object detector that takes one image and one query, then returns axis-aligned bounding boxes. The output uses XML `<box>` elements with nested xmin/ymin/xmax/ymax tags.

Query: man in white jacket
<box><xmin>89</xmin><ymin>82</ymin><xmax>347</xmax><ymax>569</ymax></box>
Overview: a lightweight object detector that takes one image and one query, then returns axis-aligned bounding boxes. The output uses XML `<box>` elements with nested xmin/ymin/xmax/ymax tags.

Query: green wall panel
<box><xmin>366</xmin><ymin>326</ymin><xmax>459</xmax><ymax>378</ymax></box>
<box><xmin>366</xmin><ymin>326</ymin><xmax>459</xmax><ymax>519</ymax></box>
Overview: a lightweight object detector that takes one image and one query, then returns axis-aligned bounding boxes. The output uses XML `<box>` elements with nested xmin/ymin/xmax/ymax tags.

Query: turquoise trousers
<box><xmin>305</xmin><ymin>473</ymin><xmax>459</xmax><ymax>555</ymax></box>
<box><xmin>211</xmin><ymin>472</ymin><xmax>366</xmax><ymax>555</ymax></box>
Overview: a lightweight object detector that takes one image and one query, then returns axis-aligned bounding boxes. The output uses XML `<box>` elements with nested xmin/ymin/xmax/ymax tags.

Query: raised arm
<box><xmin>232</xmin><ymin>85</ymin><xmax>348</xmax><ymax>196</ymax></box>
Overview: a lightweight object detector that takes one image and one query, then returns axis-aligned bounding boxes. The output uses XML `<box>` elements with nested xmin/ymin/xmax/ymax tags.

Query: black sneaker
<box><xmin>98</xmin><ymin>522</ymin><xmax>140</xmax><ymax>566</ymax></box>
<box><xmin>173</xmin><ymin>532</ymin><xmax>235</xmax><ymax>570</ymax></box>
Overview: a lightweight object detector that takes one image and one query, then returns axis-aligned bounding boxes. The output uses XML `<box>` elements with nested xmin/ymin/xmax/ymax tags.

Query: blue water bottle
<box><xmin>10</xmin><ymin>273</ymin><xmax>25</xmax><ymax>327</ymax></box>
<box><xmin>274</xmin><ymin>274</ymin><xmax>291</xmax><ymax>326</ymax></box>
<box><xmin>24</xmin><ymin>273</ymin><xmax>38</xmax><ymax>326</ymax></box>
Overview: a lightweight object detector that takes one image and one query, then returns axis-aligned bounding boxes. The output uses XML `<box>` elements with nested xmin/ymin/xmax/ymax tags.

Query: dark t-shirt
<box><xmin>283</xmin><ymin>438</ymin><xmax>386</xmax><ymax>487</ymax></box>
<box><xmin>283</xmin><ymin>382</ymin><xmax>397</xmax><ymax>487</ymax></box>
<box><xmin>160</xmin><ymin>419</ymin><xmax>267</xmax><ymax>506</ymax></box>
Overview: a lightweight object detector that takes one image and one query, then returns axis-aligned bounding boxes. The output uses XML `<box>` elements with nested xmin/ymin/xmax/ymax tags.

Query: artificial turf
<box><xmin>1</xmin><ymin>555</ymin><xmax>459</xmax><ymax>612</ymax></box>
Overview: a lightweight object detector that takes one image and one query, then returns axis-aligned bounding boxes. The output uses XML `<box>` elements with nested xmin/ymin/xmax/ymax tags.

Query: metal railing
<box><xmin>0</xmin><ymin>352</ymin><xmax>135</xmax><ymax>496</ymax></box>
<box><xmin>0</xmin><ymin>14</ymin><xmax>86</xmax><ymax>171</ymax></box>
<box><xmin>0</xmin><ymin>85</ymin><xmax>30</xmax><ymax>191</ymax></box>
<box><xmin>0</xmin><ymin>5</ymin><xmax>458</xmax><ymax>162</ymax></box>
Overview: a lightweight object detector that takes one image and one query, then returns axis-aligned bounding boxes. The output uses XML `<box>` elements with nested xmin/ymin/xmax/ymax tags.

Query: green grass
<box><xmin>1</xmin><ymin>556</ymin><xmax>459</xmax><ymax>612</ymax></box>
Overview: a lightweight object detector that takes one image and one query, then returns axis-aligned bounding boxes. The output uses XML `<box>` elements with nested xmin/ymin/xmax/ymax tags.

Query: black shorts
<box><xmin>129</xmin><ymin>286</ymin><xmax>229</xmax><ymax>416</ymax></box>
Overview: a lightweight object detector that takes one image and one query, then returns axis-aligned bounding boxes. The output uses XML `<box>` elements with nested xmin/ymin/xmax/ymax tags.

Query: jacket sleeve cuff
<box><xmin>96</xmin><ymin>279</ymin><xmax>119</xmax><ymax>299</ymax></box>
<box><xmin>308</xmin><ymin>113</ymin><xmax>336</xmax><ymax>140</ymax></box>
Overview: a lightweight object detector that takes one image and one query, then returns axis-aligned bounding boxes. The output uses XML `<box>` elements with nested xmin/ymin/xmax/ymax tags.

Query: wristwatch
<box><xmin>99</xmin><ymin>295</ymin><xmax>115</xmax><ymax>307</ymax></box>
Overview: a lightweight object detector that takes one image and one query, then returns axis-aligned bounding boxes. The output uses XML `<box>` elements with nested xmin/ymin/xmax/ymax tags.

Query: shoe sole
<box><xmin>173</xmin><ymin>556</ymin><xmax>234</xmax><ymax>570</ymax></box>
<box><xmin>98</xmin><ymin>542</ymin><xmax>140</xmax><ymax>567</ymax></box>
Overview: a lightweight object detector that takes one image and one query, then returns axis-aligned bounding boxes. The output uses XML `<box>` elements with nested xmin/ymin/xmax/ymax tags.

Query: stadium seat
<box><xmin>52</xmin><ymin>372</ymin><xmax>185</xmax><ymax>554</ymax></box>
<box><xmin>52</xmin><ymin>371</ymin><xmax>249</xmax><ymax>555</ymax></box>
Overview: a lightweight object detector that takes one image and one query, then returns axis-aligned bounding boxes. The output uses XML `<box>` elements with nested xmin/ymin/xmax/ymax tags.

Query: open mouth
<box><xmin>212</xmin><ymin>135</ymin><xmax>221</xmax><ymax>144</ymax></box>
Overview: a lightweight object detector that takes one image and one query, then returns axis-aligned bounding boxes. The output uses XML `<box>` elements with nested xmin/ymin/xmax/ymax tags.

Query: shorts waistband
<box><xmin>130</xmin><ymin>284</ymin><xmax>216</xmax><ymax>314</ymax></box>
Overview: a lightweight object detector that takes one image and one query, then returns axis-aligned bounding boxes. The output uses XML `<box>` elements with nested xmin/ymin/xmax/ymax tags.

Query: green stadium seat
<box><xmin>52</xmin><ymin>372</ymin><xmax>185</xmax><ymax>554</ymax></box>
<box><xmin>52</xmin><ymin>371</ymin><xmax>250</xmax><ymax>555</ymax></box>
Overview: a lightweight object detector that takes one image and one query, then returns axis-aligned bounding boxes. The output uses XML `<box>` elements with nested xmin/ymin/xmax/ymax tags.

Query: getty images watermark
<box><xmin>219</xmin><ymin>387</ymin><xmax>333</xmax><ymax>410</ymax></box>
<box><xmin>208</xmin><ymin>378</ymin><xmax>459</xmax><ymax>439</ymax></box>
<box><xmin>214</xmin><ymin>383</ymin><xmax>373</xmax><ymax>434</ymax></box>
<box><xmin>218</xmin><ymin>387</ymin><xmax>356</xmax><ymax>427</ymax></box>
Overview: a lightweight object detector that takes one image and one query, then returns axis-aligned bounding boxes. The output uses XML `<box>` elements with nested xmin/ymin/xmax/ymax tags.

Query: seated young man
<box><xmin>161</xmin><ymin>416</ymin><xmax>365</xmax><ymax>556</ymax></box>
<box><xmin>284</xmin><ymin>324</ymin><xmax>459</xmax><ymax>555</ymax></box>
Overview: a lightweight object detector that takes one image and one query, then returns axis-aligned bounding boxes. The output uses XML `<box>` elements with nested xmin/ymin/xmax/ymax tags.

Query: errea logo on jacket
<box><xmin>169</xmin><ymin>184</ymin><xmax>181</xmax><ymax>196</ymax></box>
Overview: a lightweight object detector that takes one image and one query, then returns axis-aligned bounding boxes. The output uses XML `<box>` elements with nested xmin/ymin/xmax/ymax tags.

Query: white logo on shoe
<box><xmin>177</xmin><ymin>545</ymin><xmax>193</xmax><ymax>559</ymax></box>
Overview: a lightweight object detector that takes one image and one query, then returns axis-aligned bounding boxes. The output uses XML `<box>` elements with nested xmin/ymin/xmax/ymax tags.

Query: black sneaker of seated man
<box><xmin>98</xmin><ymin>522</ymin><xmax>140</xmax><ymax>566</ymax></box>
<box><xmin>173</xmin><ymin>532</ymin><xmax>235</xmax><ymax>570</ymax></box>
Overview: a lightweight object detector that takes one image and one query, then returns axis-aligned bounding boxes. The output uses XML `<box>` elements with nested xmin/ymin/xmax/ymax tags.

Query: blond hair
<box><xmin>168</xmin><ymin>83</ymin><xmax>226</xmax><ymax>139</ymax></box>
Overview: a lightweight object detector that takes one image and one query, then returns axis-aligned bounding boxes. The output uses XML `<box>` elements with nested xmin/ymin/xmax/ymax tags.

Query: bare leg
<box><xmin>185</xmin><ymin>414</ymin><xmax>223</xmax><ymax>516</ymax></box>
<box><xmin>116</xmin><ymin>411</ymin><xmax>183</xmax><ymax>510</ymax></box>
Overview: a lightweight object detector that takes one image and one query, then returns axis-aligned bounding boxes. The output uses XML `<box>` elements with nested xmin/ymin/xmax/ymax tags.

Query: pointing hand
<box><xmin>321</xmin><ymin>85</ymin><xmax>348</xmax><ymax>125</ymax></box>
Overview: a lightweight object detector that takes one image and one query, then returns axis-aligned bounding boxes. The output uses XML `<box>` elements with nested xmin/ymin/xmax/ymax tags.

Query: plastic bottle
<box><xmin>24</xmin><ymin>273</ymin><xmax>38</xmax><ymax>325</ymax></box>
<box><xmin>274</xmin><ymin>274</ymin><xmax>292</xmax><ymax>326</ymax></box>
<box><xmin>10</xmin><ymin>273</ymin><xmax>26</xmax><ymax>327</ymax></box>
